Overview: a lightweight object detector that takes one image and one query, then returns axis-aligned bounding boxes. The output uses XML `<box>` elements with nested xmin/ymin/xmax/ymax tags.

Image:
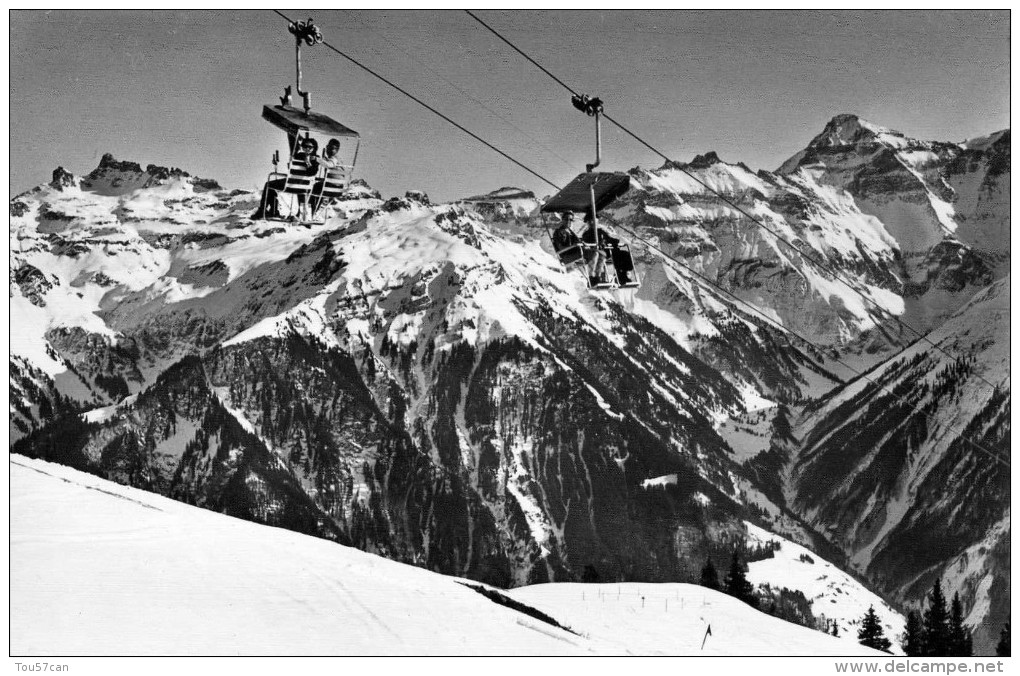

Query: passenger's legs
<box><xmin>252</xmin><ymin>179</ymin><xmax>286</xmax><ymax>219</ymax></box>
<box><xmin>590</xmin><ymin>250</ymin><xmax>608</xmax><ymax>285</ymax></box>
<box><xmin>611</xmin><ymin>246</ymin><xmax>634</xmax><ymax>284</ymax></box>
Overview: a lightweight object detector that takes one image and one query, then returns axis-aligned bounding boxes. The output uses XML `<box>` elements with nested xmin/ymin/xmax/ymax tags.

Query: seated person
<box><xmin>252</xmin><ymin>137</ymin><xmax>320</xmax><ymax>220</ymax></box>
<box><xmin>582</xmin><ymin>212</ymin><xmax>633</xmax><ymax>285</ymax></box>
<box><xmin>560</xmin><ymin>213</ymin><xmax>605</xmax><ymax>285</ymax></box>
<box><xmin>552</xmin><ymin>213</ymin><xmax>583</xmax><ymax>263</ymax></box>
<box><xmin>310</xmin><ymin>138</ymin><xmax>343</xmax><ymax>215</ymax></box>
<box><xmin>554</xmin><ymin>215</ymin><xmax>599</xmax><ymax>283</ymax></box>
<box><xmin>581</xmin><ymin>212</ymin><xmax>620</xmax><ymax>248</ymax></box>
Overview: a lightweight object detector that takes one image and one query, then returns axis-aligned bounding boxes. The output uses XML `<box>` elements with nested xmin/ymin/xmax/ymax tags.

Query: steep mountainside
<box><xmin>788</xmin><ymin>277</ymin><xmax>1010</xmax><ymax>653</ymax></box>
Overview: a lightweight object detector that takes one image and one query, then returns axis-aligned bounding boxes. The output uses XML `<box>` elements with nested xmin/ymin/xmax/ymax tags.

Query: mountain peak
<box><xmin>777</xmin><ymin>114</ymin><xmax>913</xmax><ymax>173</ymax></box>
<box><xmin>688</xmin><ymin>151</ymin><xmax>724</xmax><ymax>169</ymax></box>
<box><xmin>810</xmin><ymin>114</ymin><xmax>890</xmax><ymax>148</ymax></box>
<box><xmin>79</xmin><ymin>153</ymin><xmax>220</xmax><ymax>194</ymax></box>
<box><xmin>658</xmin><ymin>151</ymin><xmax>726</xmax><ymax>173</ymax></box>
<box><xmin>461</xmin><ymin>186</ymin><xmax>537</xmax><ymax>202</ymax></box>
<box><xmin>95</xmin><ymin>152</ymin><xmax>144</xmax><ymax>174</ymax></box>
<box><xmin>50</xmin><ymin>166</ymin><xmax>76</xmax><ymax>191</ymax></box>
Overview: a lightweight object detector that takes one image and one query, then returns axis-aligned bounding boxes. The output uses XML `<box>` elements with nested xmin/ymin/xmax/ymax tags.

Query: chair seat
<box><xmin>557</xmin><ymin>245</ymin><xmax>584</xmax><ymax>265</ymax></box>
<box><xmin>282</xmin><ymin>176</ymin><xmax>314</xmax><ymax>194</ymax></box>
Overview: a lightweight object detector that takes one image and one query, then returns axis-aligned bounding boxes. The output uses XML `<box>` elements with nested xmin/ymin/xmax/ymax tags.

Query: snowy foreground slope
<box><xmin>10</xmin><ymin>455</ymin><xmax>879</xmax><ymax>656</ymax></box>
<box><xmin>509</xmin><ymin>583</ymin><xmax>880</xmax><ymax>657</ymax></box>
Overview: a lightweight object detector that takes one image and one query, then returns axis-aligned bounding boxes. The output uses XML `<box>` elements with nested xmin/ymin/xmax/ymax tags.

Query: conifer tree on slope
<box><xmin>700</xmin><ymin>558</ymin><xmax>719</xmax><ymax>590</ymax></box>
<box><xmin>902</xmin><ymin>611</ymin><xmax>924</xmax><ymax>656</ymax></box>
<box><xmin>858</xmin><ymin>605</ymin><xmax>892</xmax><ymax>653</ymax></box>
<box><xmin>996</xmin><ymin>621</ymin><xmax>1010</xmax><ymax>657</ymax></box>
<box><xmin>923</xmin><ymin>579</ymin><xmax>951</xmax><ymax>656</ymax></box>
<box><xmin>724</xmin><ymin>550</ymin><xmax>757</xmax><ymax>608</ymax></box>
<box><xmin>949</xmin><ymin>592</ymin><xmax>973</xmax><ymax>657</ymax></box>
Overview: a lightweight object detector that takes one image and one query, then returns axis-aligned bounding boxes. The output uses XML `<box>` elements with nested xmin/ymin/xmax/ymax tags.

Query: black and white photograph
<box><xmin>8</xmin><ymin>8</ymin><xmax>1011</xmax><ymax>667</ymax></box>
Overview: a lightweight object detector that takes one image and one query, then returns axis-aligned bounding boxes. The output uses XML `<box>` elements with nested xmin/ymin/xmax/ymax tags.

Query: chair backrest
<box><xmin>282</xmin><ymin>157</ymin><xmax>315</xmax><ymax>194</ymax></box>
<box><xmin>319</xmin><ymin>167</ymin><xmax>351</xmax><ymax>198</ymax></box>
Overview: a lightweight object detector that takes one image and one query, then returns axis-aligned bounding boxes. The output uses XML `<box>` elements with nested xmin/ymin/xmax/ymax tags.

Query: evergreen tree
<box><xmin>948</xmin><ymin>592</ymin><xmax>972</xmax><ymax>657</ymax></box>
<box><xmin>700</xmin><ymin>558</ymin><xmax>719</xmax><ymax>590</ymax></box>
<box><xmin>996</xmin><ymin>621</ymin><xmax>1010</xmax><ymax>657</ymax></box>
<box><xmin>832</xmin><ymin>622</ymin><xmax>839</xmax><ymax>637</ymax></box>
<box><xmin>723</xmin><ymin>550</ymin><xmax>757</xmax><ymax>608</ymax></box>
<box><xmin>902</xmin><ymin>611</ymin><xmax>925</xmax><ymax>656</ymax></box>
<box><xmin>858</xmin><ymin>605</ymin><xmax>892</xmax><ymax>653</ymax></box>
<box><xmin>922</xmin><ymin>579</ymin><xmax>951</xmax><ymax>656</ymax></box>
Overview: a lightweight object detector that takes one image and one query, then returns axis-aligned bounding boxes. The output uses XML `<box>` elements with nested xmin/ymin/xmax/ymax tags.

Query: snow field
<box><xmin>11</xmin><ymin>455</ymin><xmax>882</xmax><ymax>656</ymax></box>
<box><xmin>509</xmin><ymin>582</ymin><xmax>881</xmax><ymax>656</ymax></box>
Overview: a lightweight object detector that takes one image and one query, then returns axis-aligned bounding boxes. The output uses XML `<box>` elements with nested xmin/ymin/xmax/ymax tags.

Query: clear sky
<box><xmin>10</xmin><ymin>10</ymin><xmax>1010</xmax><ymax>202</ymax></box>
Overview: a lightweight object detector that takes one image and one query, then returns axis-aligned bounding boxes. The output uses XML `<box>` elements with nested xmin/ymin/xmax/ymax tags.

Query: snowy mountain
<box><xmin>458</xmin><ymin>185</ymin><xmax>542</xmax><ymax>222</ymax></box>
<box><xmin>9</xmin><ymin>112</ymin><xmax>1008</xmax><ymax>654</ymax></box>
<box><xmin>787</xmin><ymin>276</ymin><xmax>1010</xmax><ymax>654</ymax></box>
<box><xmin>605</xmin><ymin>115</ymin><xmax>1007</xmax><ymax>381</ymax></box>
<box><xmin>10</xmin><ymin>454</ymin><xmax>885</xmax><ymax>656</ymax></box>
<box><xmin>778</xmin><ymin>115</ymin><xmax>1007</xmax><ymax>329</ymax></box>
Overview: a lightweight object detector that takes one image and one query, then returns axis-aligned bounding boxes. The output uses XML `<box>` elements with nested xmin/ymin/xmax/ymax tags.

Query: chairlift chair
<box><xmin>541</xmin><ymin>93</ymin><xmax>640</xmax><ymax>290</ymax></box>
<box><xmin>256</xmin><ymin>18</ymin><xmax>361</xmax><ymax>225</ymax></box>
<box><xmin>542</xmin><ymin>172</ymin><xmax>638</xmax><ymax>289</ymax></box>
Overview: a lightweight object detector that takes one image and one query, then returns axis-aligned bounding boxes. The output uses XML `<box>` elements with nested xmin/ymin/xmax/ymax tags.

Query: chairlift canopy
<box><xmin>262</xmin><ymin>104</ymin><xmax>360</xmax><ymax>139</ymax></box>
<box><xmin>541</xmin><ymin>172</ymin><xmax>631</xmax><ymax>214</ymax></box>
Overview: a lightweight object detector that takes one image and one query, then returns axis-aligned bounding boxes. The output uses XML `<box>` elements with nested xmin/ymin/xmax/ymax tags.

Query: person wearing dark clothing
<box><xmin>552</xmin><ymin>214</ymin><xmax>583</xmax><ymax>264</ymax></box>
<box><xmin>252</xmin><ymin>137</ymin><xmax>320</xmax><ymax>220</ymax></box>
<box><xmin>554</xmin><ymin>213</ymin><xmax>608</xmax><ymax>286</ymax></box>
<box><xmin>582</xmin><ymin>213</ymin><xmax>634</xmax><ymax>285</ymax></box>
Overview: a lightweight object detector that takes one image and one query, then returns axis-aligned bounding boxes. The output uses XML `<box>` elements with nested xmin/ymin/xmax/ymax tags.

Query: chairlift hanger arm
<box><xmin>570</xmin><ymin>93</ymin><xmax>604</xmax><ymax>172</ymax></box>
<box><xmin>287</xmin><ymin>17</ymin><xmax>323</xmax><ymax>112</ymax></box>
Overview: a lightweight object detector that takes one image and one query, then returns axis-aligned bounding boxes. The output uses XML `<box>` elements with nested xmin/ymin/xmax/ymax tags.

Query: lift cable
<box><xmin>271</xmin><ymin>9</ymin><xmax>560</xmax><ymax>191</ymax></box>
<box><xmin>349</xmin><ymin>12</ymin><xmax>578</xmax><ymax>172</ymax></box>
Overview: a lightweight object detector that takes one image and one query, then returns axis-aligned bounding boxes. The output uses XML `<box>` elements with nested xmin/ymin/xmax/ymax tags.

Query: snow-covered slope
<box><xmin>509</xmin><ymin>582</ymin><xmax>880</xmax><ymax>656</ymax></box>
<box><xmin>743</xmin><ymin>521</ymin><xmax>904</xmax><ymax>652</ymax></box>
<box><xmin>10</xmin><ymin>455</ymin><xmax>882</xmax><ymax>656</ymax></box>
<box><xmin>10</xmin><ymin>454</ymin><xmax>585</xmax><ymax>655</ymax></box>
